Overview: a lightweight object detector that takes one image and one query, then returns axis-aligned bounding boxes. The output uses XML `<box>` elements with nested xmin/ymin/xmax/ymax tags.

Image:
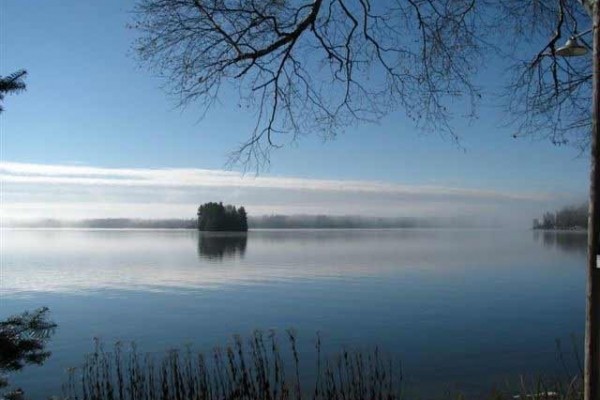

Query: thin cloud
<box><xmin>1</xmin><ymin>161</ymin><xmax>554</xmax><ymax>201</ymax></box>
<box><xmin>0</xmin><ymin>161</ymin><xmax>575</xmax><ymax>226</ymax></box>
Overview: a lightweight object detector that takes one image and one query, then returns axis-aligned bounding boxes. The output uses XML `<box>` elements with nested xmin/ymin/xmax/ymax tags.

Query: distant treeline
<box><xmin>7</xmin><ymin>218</ymin><xmax>198</xmax><ymax>229</ymax></box>
<box><xmin>533</xmin><ymin>203</ymin><xmax>588</xmax><ymax>230</ymax></box>
<box><xmin>7</xmin><ymin>215</ymin><xmax>480</xmax><ymax>229</ymax></box>
<box><xmin>249</xmin><ymin>215</ymin><xmax>473</xmax><ymax>229</ymax></box>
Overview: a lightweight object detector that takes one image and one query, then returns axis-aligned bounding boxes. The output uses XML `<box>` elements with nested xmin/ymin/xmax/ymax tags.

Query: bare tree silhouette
<box><xmin>132</xmin><ymin>1</ymin><xmax>593</xmax><ymax>166</ymax></box>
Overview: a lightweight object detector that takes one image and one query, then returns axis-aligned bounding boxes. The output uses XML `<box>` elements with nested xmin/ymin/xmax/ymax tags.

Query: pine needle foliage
<box><xmin>0</xmin><ymin>70</ymin><xmax>27</xmax><ymax>113</ymax></box>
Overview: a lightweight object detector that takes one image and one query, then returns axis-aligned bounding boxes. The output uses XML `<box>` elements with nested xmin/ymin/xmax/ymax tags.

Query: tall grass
<box><xmin>62</xmin><ymin>331</ymin><xmax>400</xmax><ymax>400</ymax></box>
<box><xmin>61</xmin><ymin>332</ymin><xmax>584</xmax><ymax>400</ymax></box>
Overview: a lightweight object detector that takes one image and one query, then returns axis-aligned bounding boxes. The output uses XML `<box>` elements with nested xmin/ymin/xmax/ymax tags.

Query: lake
<box><xmin>0</xmin><ymin>228</ymin><xmax>587</xmax><ymax>398</ymax></box>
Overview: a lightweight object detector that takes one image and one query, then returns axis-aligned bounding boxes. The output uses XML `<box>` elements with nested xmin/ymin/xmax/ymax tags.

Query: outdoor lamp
<box><xmin>556</xmin><ymin>36</ymin><xmax>589</xmax><ymax>57</ymax></box>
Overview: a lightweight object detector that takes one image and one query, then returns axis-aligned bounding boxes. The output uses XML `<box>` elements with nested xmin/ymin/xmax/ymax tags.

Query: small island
<box><xmin>197</xmin><ymin>202</ymin><xmax>248</xmax><ymax>232</ymax></box>
<box><xmin>533</xmin><ymin>203</ymin><xmax>587</xmax><ymax>231</ymax></box>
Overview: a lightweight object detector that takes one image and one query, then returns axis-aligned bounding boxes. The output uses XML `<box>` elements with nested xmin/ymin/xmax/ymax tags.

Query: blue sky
<box><xmin>0</xmin><ymin>0</ymin><xmax>592</xmax><ymax>225</ymax></box>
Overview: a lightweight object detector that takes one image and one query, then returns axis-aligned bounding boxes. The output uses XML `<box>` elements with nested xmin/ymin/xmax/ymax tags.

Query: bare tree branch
<box><xmin>131</xmin><ymin>0</ymin><xmax>593</xmax><ymax>167</ymax></box>
<box><xmin>502</xmin><ymin>0</ymin><xmax>592</xmax><ymax>149</ymax></box>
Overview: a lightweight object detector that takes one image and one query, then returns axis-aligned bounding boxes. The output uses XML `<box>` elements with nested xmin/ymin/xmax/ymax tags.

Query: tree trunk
<box><xmin>585</xmin><ymin>3</ymin><xmax>600</xmax><ymax>400</ymax></box>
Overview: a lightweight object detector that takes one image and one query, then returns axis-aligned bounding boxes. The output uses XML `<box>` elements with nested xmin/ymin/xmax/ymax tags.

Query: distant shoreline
<box><xmin>1</xmin><ymin>227</ymin><xmax>508</xmax><ymax>232</ymax></box>
<box><xmin>2</xmin><ymin>215</ymin><xmax>496</xmax><ymax>230</ymax></box>
<box><xmin>532</xmin><ymin>227</ymin><xmax>587</xmax><ymax>233</ymax></box>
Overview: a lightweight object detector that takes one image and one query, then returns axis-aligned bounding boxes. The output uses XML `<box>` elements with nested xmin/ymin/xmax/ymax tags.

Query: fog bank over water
<box><xmin>0</xmin><ymin>161</ymin><xmax>581</xmax><ymax>228</ymax></box>
<box><xmin>4</xmin><ymin>215</ymin><xmax>492</xmax><ymax>229</ymax></box>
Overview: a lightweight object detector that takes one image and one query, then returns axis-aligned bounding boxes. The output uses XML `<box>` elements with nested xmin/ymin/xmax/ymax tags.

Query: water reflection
<box><xmin>533</xmin><ymin>230</ymin><xmax>587</xmax><ymax>255</ymax></box>
<box><xmin>2</xmin><ymin>229</ymin><xmax>589</xmax><ymax>398</ymax></box>
<box><xmin>197</xmin><ymin>232</ymin><xmax>248</xmax><ymax>260</ymax></box>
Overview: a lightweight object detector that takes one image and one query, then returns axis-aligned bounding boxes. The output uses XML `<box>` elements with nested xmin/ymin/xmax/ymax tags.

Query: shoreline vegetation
<box><xmin>533</xmin><ymin>204</ymin><xmax>588</xmax><ymax>231</ymax></box>
<box><xmin>0</xmin><ymin>308</ymin><xmax>585</xmax><ymax>400</ymax></box>
<box><xmin>1</xmin><ymin>322</ymin><xmax>579</xmax><ymax>400</ymax></box>
<box><xmin>62</xmin><ymin>332</ymin><xmax>405</xmax><ymax>400</ymax></box>
<box><xmin>54</xmin><ymin>333</ymin><xmax>590</xmax><ymax>400</ymax></box>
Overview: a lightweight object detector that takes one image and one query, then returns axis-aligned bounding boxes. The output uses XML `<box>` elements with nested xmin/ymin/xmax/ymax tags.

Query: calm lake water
<box><xmin>0</xmin><ymin>229</ymin><xmax>587</xmax><ymax>398</ymax></box>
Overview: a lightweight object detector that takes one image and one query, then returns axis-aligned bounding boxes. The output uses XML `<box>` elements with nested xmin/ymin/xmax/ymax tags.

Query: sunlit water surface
<box><xmin>0</xmin><ymin>229</ymin><xmax>586</xmax><ymax>398</ymax></box>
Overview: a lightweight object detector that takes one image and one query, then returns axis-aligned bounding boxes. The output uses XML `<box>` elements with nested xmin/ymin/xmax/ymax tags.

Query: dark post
<box><xmin>585</xmin><ymin>3</ymin><xmax>600</xmax><ymax>400</ymax></box>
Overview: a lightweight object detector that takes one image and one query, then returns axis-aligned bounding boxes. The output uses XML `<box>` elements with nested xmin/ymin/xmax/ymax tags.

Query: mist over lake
<box><xmin>1</xmin><ymin>228</ymin><xmax>586</xmax><ymax>398</ymax></box>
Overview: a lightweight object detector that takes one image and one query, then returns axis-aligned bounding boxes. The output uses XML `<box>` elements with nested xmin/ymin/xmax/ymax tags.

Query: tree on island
<box><xmin>197</xmin><ymin>202</ymin><xmax>248</xmax><ymax>232</ymax></box>
<box><xmin>533</xmin><ymin>203</ymin><xmax>588</xmax><ymax>230</ymax></box>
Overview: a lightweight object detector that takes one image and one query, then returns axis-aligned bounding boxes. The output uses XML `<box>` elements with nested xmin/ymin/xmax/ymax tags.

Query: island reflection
<box><xmin>533</xmin><ymin>230</ymin><xmax>587</xmax><ymax>255</ymax></box>
<box><xmin>197</xmin><ymin>232</ymin><xmax>248</xmax><ymax>261</ymax></box>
